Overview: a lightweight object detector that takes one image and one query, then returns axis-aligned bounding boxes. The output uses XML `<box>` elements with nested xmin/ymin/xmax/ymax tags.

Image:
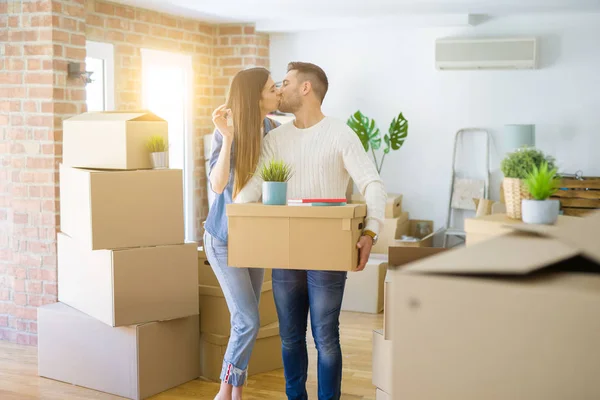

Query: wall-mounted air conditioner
<box><xmin>435</xmin><ymin>37</ymin><xmax>538</xmax><ymax>70</ymax></box>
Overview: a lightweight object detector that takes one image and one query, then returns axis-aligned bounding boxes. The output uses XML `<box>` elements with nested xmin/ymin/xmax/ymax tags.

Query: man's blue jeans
<box><xmin>272</xmin><ymin>269</ymin><xmax>347</xmax><ymax>400</ymax></box>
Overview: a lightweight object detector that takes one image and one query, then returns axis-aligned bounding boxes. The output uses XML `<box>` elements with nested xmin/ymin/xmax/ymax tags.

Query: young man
<box><xmin>235</xmin><ymin>62</ymin><xmax>386</xmax><ymax>400</ymax></box>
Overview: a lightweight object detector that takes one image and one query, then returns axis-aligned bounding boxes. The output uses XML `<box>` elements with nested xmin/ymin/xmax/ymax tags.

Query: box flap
<box><xmin>199</xmin><ymin>280</ymin><xmax>273</xmax><ymax>297</ymax></box>
<box><xmin>65</xmin><ymin>111</ymin><xmax>165</xmax><ymax>122</ymax></box>
<box><xmin>504</xmin><ymin>211</ymin><xmax>600</xmax><ymax>263</ymax></box>
<box><xmin>389</xmin><ymin>246</ymin><xmax>448</xmax><ymax>268</ymax></box>
<box><xmin>402</xmin><ymin>233</ymin><xmax>581</xmax><ymax>275</ymax></box>
<box><xmin>226</xmin><ymin>203</ymin><xmax>366</xmax><ymax>219</ymax></box>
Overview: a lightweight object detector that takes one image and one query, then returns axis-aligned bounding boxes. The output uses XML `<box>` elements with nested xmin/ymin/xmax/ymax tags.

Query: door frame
<box><xmin>140</xmin><ymin>48</ymin><xmax>195</xmax><ymax>241</ymax></box>
<box><xmin>85</xmin><ymin>41</ymin><xmax>115</xmax><ymax>110</ymax></box>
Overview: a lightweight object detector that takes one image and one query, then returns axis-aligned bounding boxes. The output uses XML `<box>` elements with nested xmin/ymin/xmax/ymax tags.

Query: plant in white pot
<box><xmin>500</xmin><ymin>146</ymin><xmax>556</xmax><ymax>219</ymax></box>
<box><xmin>146</xmin><ymin>135</ymin><xmax>169</xmax><ymax>169</ymax></box>
<box><xmin>258</xmin><ymin>159</ymin><xmax>293</xmax><ymax>205</ymax></box>
<box><xmin>522</xmin><ymin>162</ymin><xmax>561</xmax><ymax>224</ymax></box>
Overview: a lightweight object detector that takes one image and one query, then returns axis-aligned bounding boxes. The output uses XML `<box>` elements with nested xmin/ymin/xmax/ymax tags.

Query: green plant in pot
<box><xmin>522</xmin><ymin>162</ymin><xmax>561</xmax><ymax>224</ymax></box>
<box><xmin>500</xmin><ymin>146</ymin><xmax>556</xmax><ymax>219</ymax></box>
<box><xmin>146</xmin><ymin>135</ymin><xmax>169</xmax><ymax>169</ymax></box>
<box><xmin>258</xmin><ymin>159</ymin><xmax>293</xmax><ymax>205</ymax></box>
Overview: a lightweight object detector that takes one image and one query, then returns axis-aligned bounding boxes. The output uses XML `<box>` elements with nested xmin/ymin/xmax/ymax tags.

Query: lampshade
<box><xmin>503</xmin><ymin>124</ymin><xmax>535</xmax><ymax>152</ymax></box>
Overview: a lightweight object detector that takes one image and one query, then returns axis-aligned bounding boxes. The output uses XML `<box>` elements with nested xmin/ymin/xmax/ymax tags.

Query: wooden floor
<box><xmin>0</xmin><ymin>311</ymin><xmax>382</xmax><ymax>400</ymax></box>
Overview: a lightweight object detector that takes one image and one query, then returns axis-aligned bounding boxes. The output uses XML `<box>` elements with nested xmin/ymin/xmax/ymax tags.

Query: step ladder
<box><xmin>443</xmin><ymin>128</ymin><xmax>491</xmax><ymax>248</ymax></box>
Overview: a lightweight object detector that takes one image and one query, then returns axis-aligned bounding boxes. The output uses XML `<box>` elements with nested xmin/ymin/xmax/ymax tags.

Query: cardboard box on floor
<box><xmin>198</xmin><ymin>281</ymin><xmax>278</xmax><ymax>336</ymax></box>
<box><xmin>341</xmin><ymin>255</ymin><xmax>387</xmax><ymax>314</ymax></box>
<box><xmin>38</xmin><ymin>303</ymin><xmax>200</xmax><ymax>400</ymax></box>
<box><xmin>379</xmin><ymin>244</ymin><xmax>449</xmax><ymax>400</ymax></box>
<box><xmin>384</xmin><ymin>246</ymin><xmax>448</xmax><ymax>340</ymax></box>
<box><xmin>371</xmin><ymin>213</ymin><xmax>409</xmax><ymax>255</ymax></box>
<box><xmin>390</xmin><ymin>211</ymin><xmax>600</xmax><ymax>400</ymax></box>
<box><xmin>62</xmin><ymin>111</ymin><xmax>168</xmax><ymax>170</ymax></box>
<box><xmin>198</xmin><ymin>247</ymin><xmax>271</xmax><ymax>287</ymax></box>
<box><xmin>465</xmin><ymin>213</ymin><xmax>578</xmax><ymax>247</ymax></box>
<box><xmin>376</xmin><ymin>389</ymin><xmax>390</xmax><ymax>400</ymax></box>
<box><xmin>227</xmin><ymin>203</ymin><xmax>366</xmax><ymax>271</ymax></box>
<box><xmin>372</xmin><ymin>330</ymin><xmax>392</xmax><ymax>393</ymax></box>
<box><xmin>199</xmin><ymin>322</ymin><xmax>282</xmax><ymax>381</ymax></box>
<box><xmin>350</xmin><ymin>193</ymin><xmax>403</xmax><ymax>218</ymax></box>
<box><xmin>58</xmin><ymin>233</ymin><xmax>198</xmax><ymax>327</ymax></box>
<box><xmin>60</xmin><ymin>165</ymin><xmax>184</xmax><ymax>250</ymax></box>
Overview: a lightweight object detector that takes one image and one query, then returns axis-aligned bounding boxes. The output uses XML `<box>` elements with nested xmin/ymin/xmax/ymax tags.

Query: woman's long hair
<box><xmin>226</xmin><ymin>67</ymin><xmax>270</xmax><ymax>199</ymax></box>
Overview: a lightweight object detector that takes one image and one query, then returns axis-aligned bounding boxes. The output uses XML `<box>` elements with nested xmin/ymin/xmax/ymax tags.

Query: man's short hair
<box><xmin>287</xmin><ymin>61</ymin><xmax>329</xmax><ymax>104</ymax></box>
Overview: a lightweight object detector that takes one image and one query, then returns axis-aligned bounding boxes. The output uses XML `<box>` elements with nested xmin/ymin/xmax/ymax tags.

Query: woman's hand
<box><xmin>212</xmin><ymin>104</ymin><xmax>233</xmax><ymax>139</ymax></box>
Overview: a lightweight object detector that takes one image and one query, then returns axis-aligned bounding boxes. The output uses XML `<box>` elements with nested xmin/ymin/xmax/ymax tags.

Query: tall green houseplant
<box><xmin>347</xmin><ymin>110</ymin><xmax>408</xmax><ymax>174</ymax></box>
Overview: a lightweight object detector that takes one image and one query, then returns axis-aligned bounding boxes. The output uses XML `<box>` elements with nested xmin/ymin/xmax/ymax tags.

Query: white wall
<box><xmin>270</xmin><ymin>13</ymin><xmax>600</xmax><ymax>232</ymax></box>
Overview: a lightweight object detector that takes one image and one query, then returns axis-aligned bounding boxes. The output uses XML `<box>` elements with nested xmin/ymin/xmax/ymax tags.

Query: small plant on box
<box><xmin>258</xmin><ymin>160</ymin><xmax>293</xmax><ymax>183</ymax></box>
<box><xmin>524</xmin><ymin>162</ymin><xmax>561</xmax><ymax>200</ymax></box>
<box><xmin>258</xmin><ymin>160</ymin><xmax>293</xmax><ymax>205</ymax></box>
<box><xmin>521</xmin><ymin>162</ymin><xmax>562</xmax><ymax>224</ymax></box>
<box><xmin>146</xmin><ymin>135</ymin><xmax>168</xmax><ymax>153</ymax></box>
<box><xmin>500</xmin><ymin>146</ymin><xmax>557</xmax><ymax>219</ymax></box>
<box><xmin>146</xmin><ymin>135</ymin><xmax>169</xmax><ymax>169</ymax></box>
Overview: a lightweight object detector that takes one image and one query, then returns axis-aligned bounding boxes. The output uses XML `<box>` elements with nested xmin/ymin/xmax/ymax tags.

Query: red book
<box><xmin>287</xmin><ymin>198</ymin><xmax>347</xmax><ymax>203</ymax></box>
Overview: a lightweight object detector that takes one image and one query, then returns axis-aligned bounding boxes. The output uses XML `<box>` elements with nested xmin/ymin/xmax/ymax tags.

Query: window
<box><xmin>141</xmin><ymin>49</ymin><xmax>195</xmax><ymax>242</ymax></box>
<box><xmin>85</xmin><ymin>41</ymin><xmax>115</xmax><ymax>111</ymax></box>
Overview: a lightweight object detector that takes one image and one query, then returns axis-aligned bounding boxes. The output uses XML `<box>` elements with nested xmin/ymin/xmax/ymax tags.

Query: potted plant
<box><xmin>346</xmin><ymin>110</ymin><xmax>408</xmax><ymax>198</ymax></box>
<box><xmin>500</xmin><ymin>146</ymin><xmax>556</xmax><ymax>219</ymax></box>
<box><xmin>146</xmin><ymin>135</ymin><xmax>169</xmax><ymax>169</ymax></box>
<box><xmin>258</xmin><ymin>159</ymin><xmax>293</xmax><ymax>205</ymax></box>
<box><xmin>522</xmin><ymin>162</ymin><xmax>561</xmax><ymax>224</ymax></box>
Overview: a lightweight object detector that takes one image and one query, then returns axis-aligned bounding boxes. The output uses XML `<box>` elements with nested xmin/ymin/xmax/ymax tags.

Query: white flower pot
<box><xmin>521</xmin><ymin>199</ymin><xmax>560</xmax><ymax>225</ymax></box>
<box><xmin>150</xmin><ymin>151</ymin><xmax>168</xmax><ymax>169</ymax></box>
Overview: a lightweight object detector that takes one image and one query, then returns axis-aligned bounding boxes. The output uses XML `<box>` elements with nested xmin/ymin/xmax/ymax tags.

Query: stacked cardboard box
<box><xmin>197</xmin><ymin>247</ymin><xmax>281</xmax><ymax>381</ymax></box>
<box><xmin>383</xmin><ymin>212</ymin><xmax>600</xmax><ymax>399</ymax></box>
<box><xmin>38</xmin><ymin>112</ymin><xmax>200</xmax><ymax>400</ymax></box>
<box><xmin>464</xmin><ymin>212</ymin><xmax>575</xmax><ymax>247</ymax></box>
<box><xmin>373</xmin><ymin>246</ymin><xmax>448</xmax><ymax>398</ymax></box>
<box><xmin>343</xmin><ymin>194</ymin><xmax>435</xmax><ymax>314</ymax></box>
<box><xmin>341</xmin><ymin>254</ymin><xmax>388</xmax><ymax>314</ymax></box>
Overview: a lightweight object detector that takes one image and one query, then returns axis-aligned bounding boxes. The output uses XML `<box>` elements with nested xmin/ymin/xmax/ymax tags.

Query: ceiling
<box><xmin>111</xmin><ymin>0</ymin><xmax>600</xmax><ymax>32</ymax></box>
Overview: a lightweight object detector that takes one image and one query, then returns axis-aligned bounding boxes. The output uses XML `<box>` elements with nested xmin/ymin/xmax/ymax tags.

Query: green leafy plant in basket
<box><xmin>347</xmin><ymin>110</ymin><xmax>408</xmax><ymax>174</ymax></box>
<box><xmin>500</xmin><ymin>146</ymin><xmax>558</xmax><ymax>219</ymax></box>
<box><xmin>258</xmin><ymin>159</ymin><xmax>293</xmax><ymax>182</ymax></box>
<box><xmin>500</xmin><ymin>146</ymin><xmax>557</xmax><ymax>179</ymax></box>
<box><xmin>146</xmin><ymin>135</ymin><xmax>168</xmax><ymax>153</ymax></box>
<box><xmin>524</xmin><ymin>161</ymin><xmax>561</xmax><ymax>200</ymax></box>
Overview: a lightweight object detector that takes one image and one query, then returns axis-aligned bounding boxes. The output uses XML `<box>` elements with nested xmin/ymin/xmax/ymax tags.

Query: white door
<box><xmin>141</xmin><ymin>49</ymin><xmax>195</xmax><ymax>242</ymax></box>
<box><xmin>85</xmin><ymin>41</ymin><xmax>115</xmax><ymax>111</ymax></box>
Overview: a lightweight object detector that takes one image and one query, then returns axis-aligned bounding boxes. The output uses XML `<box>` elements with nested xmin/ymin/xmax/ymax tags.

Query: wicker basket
<box><xmin>503</xmin><ymin>178</ymin><xmax>532</xmax><ymax>219</ymax></box>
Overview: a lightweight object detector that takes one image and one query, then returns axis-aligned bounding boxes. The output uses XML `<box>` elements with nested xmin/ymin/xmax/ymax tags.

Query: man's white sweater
<box><xmin>235</xmin><ymin>116</ymin><xmax>387</xmax><ymax>234</ymax></box>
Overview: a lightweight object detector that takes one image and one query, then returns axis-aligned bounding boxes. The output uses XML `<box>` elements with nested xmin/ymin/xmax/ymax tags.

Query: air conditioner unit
<box><xmin>435</xmin><ymin>37</ymin><xmax>538</xmax><ymax>70</ymax></box>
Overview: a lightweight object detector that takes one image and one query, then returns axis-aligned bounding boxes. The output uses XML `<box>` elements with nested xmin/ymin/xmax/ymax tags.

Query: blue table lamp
<box><xmin>504</xmin><ymin>124</ymin><xmax>535</xmax><ymax>152</ymax></box>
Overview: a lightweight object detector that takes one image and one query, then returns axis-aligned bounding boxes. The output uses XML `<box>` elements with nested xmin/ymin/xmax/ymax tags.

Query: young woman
<box><xmin>203</xmin><ymin>67</ymin><xmax>281</xmax><ymax>400</ymax></box>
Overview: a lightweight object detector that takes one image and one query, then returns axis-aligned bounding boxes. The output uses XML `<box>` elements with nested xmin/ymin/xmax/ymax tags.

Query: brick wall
<box><xmin>0</xmin><ymin>0</ymin><xmax>87</xmax><ymax>345</ymax></box>
<box><xmin>0</xmin><ymin>0</ymin><xmax>270</xmax><ymax>345</ymax></box>
<box><xmin>212</xmin><ymin>25</ymin><xmax>271</xmax><ymax>107</ymax></box>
